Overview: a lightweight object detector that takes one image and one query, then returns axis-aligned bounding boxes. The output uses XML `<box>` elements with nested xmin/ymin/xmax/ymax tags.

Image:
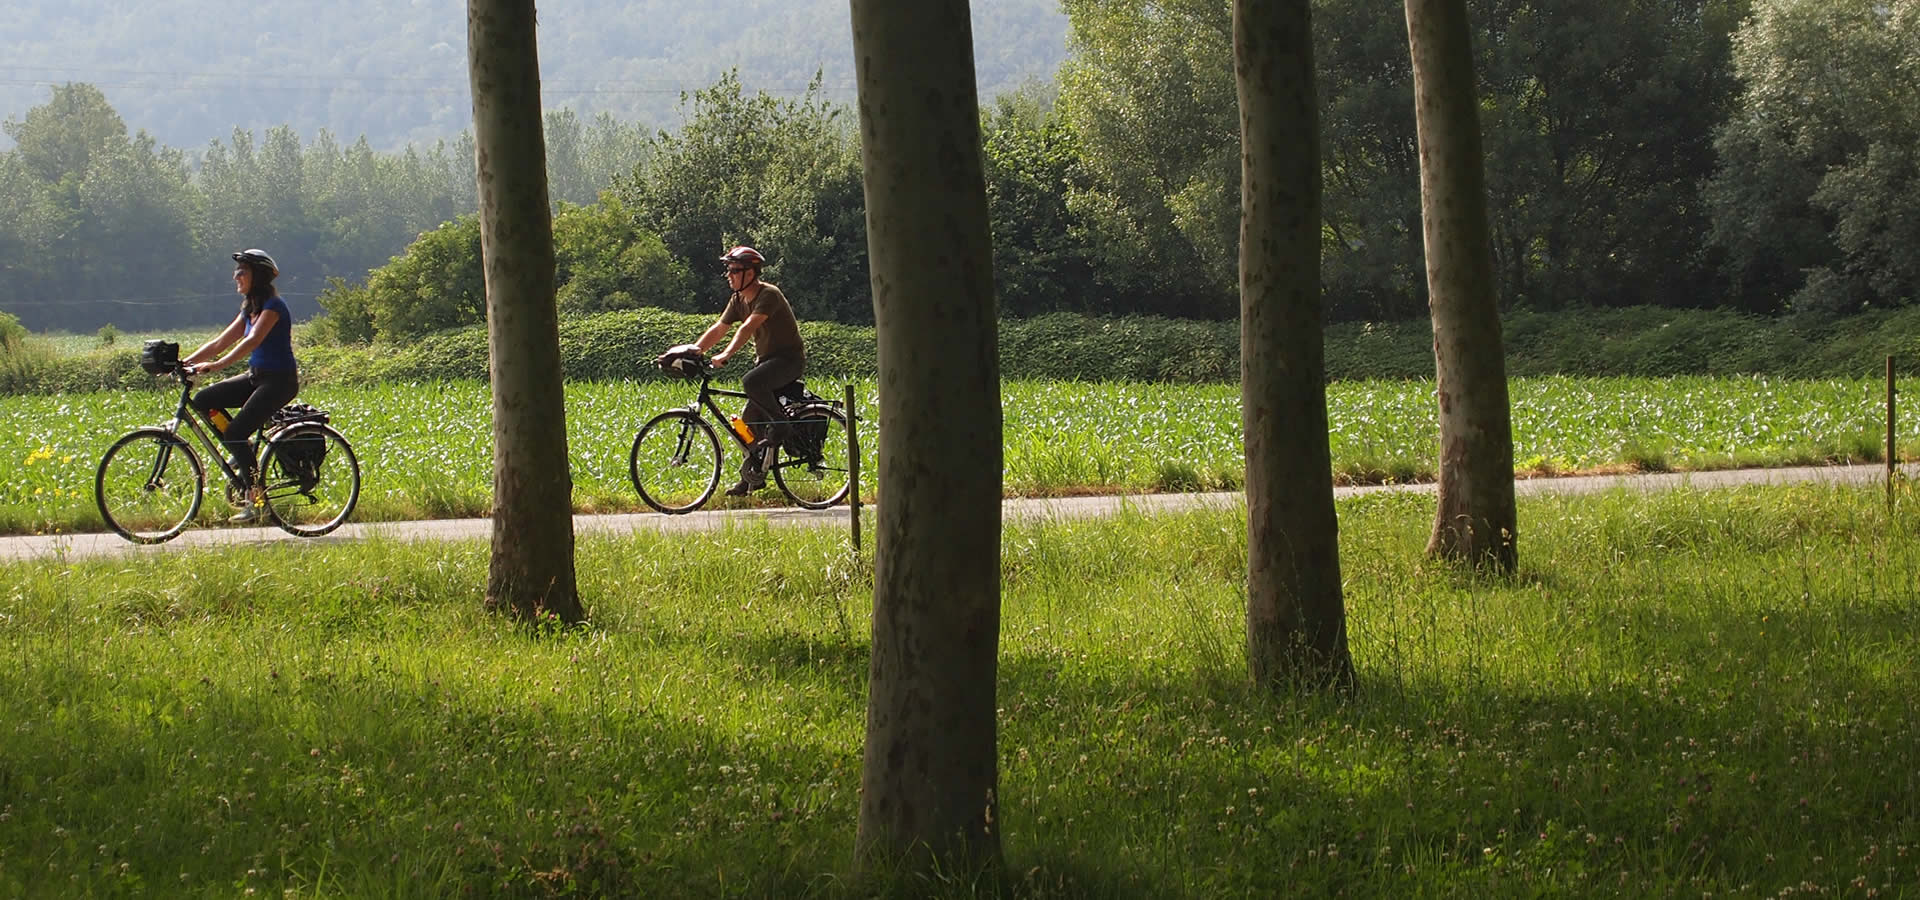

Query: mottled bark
<box><xmin>848</xmin><ymin>0</ymin><xmax>1003</xmax><ymax>875</ymax></box>
<box><xmin>1405</xmin><ymin>0</ymin><xmax>1518</xmax><ymax>571</ymax></box>
<box><xmin>467</xmin><ymin>0</ymin><xmax>583</xmax><ymax>621</ymax></box>
<box><xmin>1235</xmin><ymin>0</ymin><xmax>1354</xmax><ymax>689</ymax></box>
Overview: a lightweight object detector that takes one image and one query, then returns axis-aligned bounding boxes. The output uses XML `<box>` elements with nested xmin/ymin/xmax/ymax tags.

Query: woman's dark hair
<box><xmin>232</xmin><ymin>249</ymin><xmax>280</xmax><ymax>317</ymax></box>
<box><xmin>239</xmin><ymin>262</ymin><xmax>277</xmax><ymax>316</ymax></box>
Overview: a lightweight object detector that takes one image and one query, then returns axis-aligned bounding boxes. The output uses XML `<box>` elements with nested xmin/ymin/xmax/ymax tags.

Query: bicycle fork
<box><xmin>145</xmin><ymin>440</ymin><xmax>176</xmax><ymax>493</ymax></box>
<box><xmin>670</xmin><ymin>420</ymin><xmax>696</xmax><ymax>467</ymax></box>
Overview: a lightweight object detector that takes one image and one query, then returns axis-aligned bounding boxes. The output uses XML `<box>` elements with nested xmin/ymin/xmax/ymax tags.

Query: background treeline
<box><xmin>0</xmin><ymin>83</ymin><xmax>650</xmax><ymax>333</ymax></box>
<box><xmin>10</xmin><ymin>304</ymin><xmax>1920</xmax><ymax>396</ymax></box>
<box><xmin>1</xmin><ymin>0</ymin><xmax>1915</xmax><ymax>341</ymax></box>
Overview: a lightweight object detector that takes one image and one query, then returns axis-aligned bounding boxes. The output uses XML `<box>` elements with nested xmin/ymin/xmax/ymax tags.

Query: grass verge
<box><xmin>2</xmin><ymin>484</ymin><xmax>1917</xmax><ymax>896</ymax></box>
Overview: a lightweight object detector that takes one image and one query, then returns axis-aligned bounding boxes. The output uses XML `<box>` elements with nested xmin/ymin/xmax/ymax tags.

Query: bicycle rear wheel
<box><xmin>261</xmin><ymin>423</ymin><xmax>360</xmax><ymax>537</ymax></box>
<box><xmin>96</xmin><ymin>428</ymin><xmax>204</xmax><ymax>544</ymax></box>
<box><xmin>630</xmin><ymin>410</ymin><xmax>722</xmax><ymax>514</ymax></box>
<box><xmin>772</xmin><ymin>404</ymin><xmax>852</xmax><ymax>510</ymax></box>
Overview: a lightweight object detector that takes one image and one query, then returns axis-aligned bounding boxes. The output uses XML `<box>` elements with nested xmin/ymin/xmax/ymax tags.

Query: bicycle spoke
<box><xmin>631</xmin><ymin>411</ymin><xmax>721</xmax><ymax>514</ymax></box>
<box><xmin>97</xmin><ymin>430</ymin><xmax>203</xmax><ymax>543</ymax></box>
<box><xmin>262</xmin><ymin>425</ymin><xmax>360</xmax><ymax>537</ymax></box>
<box><xmin>772</xmin><ymin>404</ymin><xmax>853</xmax><ymax>509</ymax></box>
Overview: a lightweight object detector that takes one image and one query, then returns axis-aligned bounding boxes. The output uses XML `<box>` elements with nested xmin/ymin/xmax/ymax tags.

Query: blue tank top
<box><xmin>248</xmin><ymin>295</ymin><xmax>297</xmax><ymax>372</ymax></box>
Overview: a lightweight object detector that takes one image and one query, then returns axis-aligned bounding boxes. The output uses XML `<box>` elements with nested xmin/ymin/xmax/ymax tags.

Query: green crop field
<box><xmin>1</xmin><ymin>375</ymin><xmax>1911</xmax><ymax>536</ymax></box>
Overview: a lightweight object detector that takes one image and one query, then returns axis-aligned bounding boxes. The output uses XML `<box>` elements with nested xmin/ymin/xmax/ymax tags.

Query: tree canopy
<box><xmin>2</xmin><ymin>0</ymin><xmax>1915</xmax><ymax>336</ymax></box>
<box><xmin>1708</xmin><ymin>0</ymin><xmax>1920</xmax><ymax>314</ymax></box>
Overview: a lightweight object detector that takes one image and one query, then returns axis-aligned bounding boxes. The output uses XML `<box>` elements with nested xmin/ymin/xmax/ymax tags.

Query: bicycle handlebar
<box><xmin>655</xmin><ymin>348</ymin><xmax>713</xmax><ymax>380</ymax></box>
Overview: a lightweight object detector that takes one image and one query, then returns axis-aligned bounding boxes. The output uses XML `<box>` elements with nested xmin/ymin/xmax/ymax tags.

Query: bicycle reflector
<box><xmin>139</xmin><ymin>340</ymin><xmax>180</xmax><ymax>374</ymax></box>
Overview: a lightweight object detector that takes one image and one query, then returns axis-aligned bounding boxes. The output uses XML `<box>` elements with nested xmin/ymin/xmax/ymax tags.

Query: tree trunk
<box><xmin>848</xmin><ymin>0</ymin><xmax>1003</xmax><ymax>876</ymax></box>
<box><xmin>1235</xmin><ymin>0</ymin><xmax>1354</xmax><ymax>689</ymax></box>
<box><xmin>1406</xmin><ymin>0</ymin><xmax>1518</xmax><ymax>571</ymax></box>
<box><xmin>466</xmin><ymin>0</ymin><xmax>584</xmax><ymax>621</ymax></box>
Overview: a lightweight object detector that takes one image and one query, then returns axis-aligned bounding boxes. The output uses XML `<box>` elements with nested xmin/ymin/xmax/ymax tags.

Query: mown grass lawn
<box><xmin>2</xmin><ymin>375</ymin><xmax>1913</xmax><ymax>537</ymax></box>
<box><xmin>1</xmin><ymin>483</ymin><xmax>1915</xmax><ymax>897</ymax></box>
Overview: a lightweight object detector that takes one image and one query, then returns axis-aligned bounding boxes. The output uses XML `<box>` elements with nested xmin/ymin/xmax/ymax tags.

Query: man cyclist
<box><xmin>665</xmin><ymin>246</ymin><xmax>805</xmax><ymax>496</ymax></box>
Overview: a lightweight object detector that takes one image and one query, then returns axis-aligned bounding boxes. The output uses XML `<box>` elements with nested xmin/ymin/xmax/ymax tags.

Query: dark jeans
<box><xmin>741</xmin><ymin>353</ymin><xmax>804</xmax><ymax>446</ymax></box>
<box><xmin>194</xmin><ymin>368</ymin><xmax>299</xmax><ymax>485</ymax></box>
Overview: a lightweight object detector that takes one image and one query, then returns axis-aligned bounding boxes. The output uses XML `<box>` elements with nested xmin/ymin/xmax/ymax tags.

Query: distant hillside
<box><xmin>0</xmin><ymin>0</ymin><xmax>1068</xmax><ymax>151</ymax></box>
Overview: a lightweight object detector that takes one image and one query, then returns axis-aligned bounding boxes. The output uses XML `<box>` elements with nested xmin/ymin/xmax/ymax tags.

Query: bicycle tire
<box><xmin>772</xmin><ymin>403</ymin><xmax>853</xmax><ymax>510</ymax></box>
<box><xmin>260</xmin><ymin>423</ymin><xmax>360</xmax><ymax>537</ymax></box>
<box><xmin>630</xmin><ymin>410</ymin><xmax>723</xmax><ymax>514</ymax></box>
<box><xmin>96</xmin><ymin>428</ymin><xmax>204</xmax><ymax>544</ymax></box>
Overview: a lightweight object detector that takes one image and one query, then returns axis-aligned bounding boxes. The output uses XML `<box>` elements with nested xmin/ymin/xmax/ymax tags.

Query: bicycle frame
<box><xmin>631</xmin><ymin>359</ymin><xmax>852</xmax><ymax>514</ymax></box>
<box><xmin>152</xmin><ymin>367</ymin><xmax>262</xmax><ymax>495</ymax></box>
<box><xmin>682</xmin><ymin>368</ymin><xmax>839</xmax><ymax>461</ymax></box>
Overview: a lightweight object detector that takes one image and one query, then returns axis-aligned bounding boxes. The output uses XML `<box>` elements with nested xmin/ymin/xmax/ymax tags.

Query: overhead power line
<box><xmin>1</xmin><ymin>291</ymin><xmax>321</xmax><ymax>309</ymax></box>
<box><xmin>0</xmin><ymin>65</ymin><xmax>859</xmax><ymax>97</ymax></box>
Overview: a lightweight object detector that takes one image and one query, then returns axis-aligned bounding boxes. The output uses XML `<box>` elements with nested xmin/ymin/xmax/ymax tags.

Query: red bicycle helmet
<box><xmin>719</xmin><ymin>246</ymin><xmax>766</xmax><ymax>268</ymax></box>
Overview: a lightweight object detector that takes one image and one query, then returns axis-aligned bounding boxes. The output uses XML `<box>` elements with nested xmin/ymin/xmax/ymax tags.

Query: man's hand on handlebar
<box><xmin>655</xmin><ymin>343</ymin><xmax>699</xmax><ymax>366</ymax></box>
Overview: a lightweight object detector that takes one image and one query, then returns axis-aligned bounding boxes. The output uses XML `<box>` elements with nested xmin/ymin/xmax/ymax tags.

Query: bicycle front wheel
<box><xmin>261</xmin><ymin>423</ymin><xmax>361</xmax><ymax>537</ymax></box>
<box><xmin>772</xmin><ymin>404</ymin><xmax>853</xmax><ymax>510</ymax></box>
<box><xmin>96</xmin><ymin>428</ymin><xmax>204</xmax><ymax>544</ymax></box>
<box><xmin>630</xmin><ymin>410</ymin><xmax>722</xmax><ymax>514</ymax></box>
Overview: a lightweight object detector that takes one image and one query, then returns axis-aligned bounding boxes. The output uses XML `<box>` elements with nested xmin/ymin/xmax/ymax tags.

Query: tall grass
<box><xmin>1</xmin><ymin>484</ymin><xmax>1916</xmax><ymax>896</ymax></box>
<box><xmin>0</xmin><ymin>327</ymin><xmax>58</xmax><ymax>395</ymax></box>
<box><xmin>1</xmin><ymin>375</ymin><xmax>1913</xmax><ymax>536</ymax></box>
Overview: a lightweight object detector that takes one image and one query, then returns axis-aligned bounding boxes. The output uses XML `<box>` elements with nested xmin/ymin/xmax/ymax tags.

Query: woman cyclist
<box><xmin>181</xmin><ymin>248</ymin><xmax>299</xmax><ymax>523</ymax></box>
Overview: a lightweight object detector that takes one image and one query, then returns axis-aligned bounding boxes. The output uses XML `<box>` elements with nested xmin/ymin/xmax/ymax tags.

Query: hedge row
<box><xmin>8</xmin><ymin>305</ymin><xmax>1920</xmax><ymax>395</ymax></box>
<box><xmin>293</xmin><ymin>309</ymin><xmax>1249</xmax><ymax>385</ymax></box>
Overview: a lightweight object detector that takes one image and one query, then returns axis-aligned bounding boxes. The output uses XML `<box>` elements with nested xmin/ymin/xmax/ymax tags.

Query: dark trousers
<box><xmin>741</xmin><ymin>353</ymin><xmax>804</xmax><ymax>445</ymax></box>
<box><xmin>194</xmin><ymin>369</ymin><xmax>299</xmax><ymax>484</ymax></box>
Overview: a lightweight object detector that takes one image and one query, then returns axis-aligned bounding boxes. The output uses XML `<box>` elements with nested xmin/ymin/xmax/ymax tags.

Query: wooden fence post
<box><xmin>847</xmin><ymin>383</ymin><xmax>861</xmax><ymax>553</ymax></box>
<box><xmin>1888</xmin><ymin>356</ymin><xmax>1896</xmax><ymax>513</ymax></box>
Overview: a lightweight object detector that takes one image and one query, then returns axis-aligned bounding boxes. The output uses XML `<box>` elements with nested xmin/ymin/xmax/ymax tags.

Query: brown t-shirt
<box><xmin>721</xmin><ymin>283</ymin><xmax>805</xmax><ymax>363</ymax></box>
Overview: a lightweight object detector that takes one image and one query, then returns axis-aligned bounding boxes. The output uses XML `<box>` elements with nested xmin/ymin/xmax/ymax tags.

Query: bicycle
<box><xmin>628</xmin><ymin>353</ymin><xmax>852</xmax><ymax>514</ymax></box>
<box><xmin>93</xmin><ymin>340</ymin><xmax>362</xmax><ymax>544</ymax></box>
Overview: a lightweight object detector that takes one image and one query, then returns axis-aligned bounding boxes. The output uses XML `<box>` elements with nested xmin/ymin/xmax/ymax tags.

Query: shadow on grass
<box><xmin>5</xmin><ymin>553</ymin><xmax>1918</xmax><ymax>897</ymax></box>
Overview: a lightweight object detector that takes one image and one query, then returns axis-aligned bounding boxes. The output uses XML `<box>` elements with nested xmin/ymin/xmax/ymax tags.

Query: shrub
<box><xmin>618</xmin><ymin>72</ymin><xmax>871</xmax><ymax>324</ymax></box>
<box><xmin>312</xmin><ymin>276</ymin><xmax>378</xmax><ymax>345</ymax></box>
<box><xmin>0</xmin><ymin>312</ymin><xmax>56</xmax><ymax>393</ymax></box>
<box><xmin>0</xmin><ymin>311</ymin><xmax>26</xmax><ymax>352</ymax></box>
<box><xmin>367</xmin><ymin>216</ymin><xmax>486</xmax><ymax>342</ymax></box>
<box><xmin>553</xmin><ymin>199</ymin><xmax>697</xmax><ymax>316</ymax></box>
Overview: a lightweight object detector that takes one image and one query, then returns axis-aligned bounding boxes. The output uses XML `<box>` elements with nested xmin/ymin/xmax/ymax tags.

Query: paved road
<box><xmin>5</xmin><ymin>463</ymin><xmax>1909</xmax><ymax>564</ymax></box>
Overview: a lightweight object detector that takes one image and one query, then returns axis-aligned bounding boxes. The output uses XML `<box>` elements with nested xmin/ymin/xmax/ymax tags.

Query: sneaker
<box><xmin>724</xmin><ymin>471</ymin><xmax>766</xmax><ymax>497</ymax></box>
<box><xmin>725</xmin><ymin>456</ymin><xmax>767</xmax><ymax>496</ymax></box>
<box><xmin>229</xmin><ymin>485</ymin><xmax>267</xmax><ymax>523</ymax></box>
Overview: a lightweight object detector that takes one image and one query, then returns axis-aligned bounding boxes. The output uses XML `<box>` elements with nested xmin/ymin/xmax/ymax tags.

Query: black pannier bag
<box><xmin>139</xmin><ymin>340</ymin><xmax>180</xmax><ymax>374</ymax></box>
<box><xmin>775</xmin><ymin>381</ymin><xmax>831</xmax><ymax>462</ymax></box>
<box><xmin>267</xmin><ymin>404</ymin><xmax>332</xmax><ymax>490</ymax></box>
